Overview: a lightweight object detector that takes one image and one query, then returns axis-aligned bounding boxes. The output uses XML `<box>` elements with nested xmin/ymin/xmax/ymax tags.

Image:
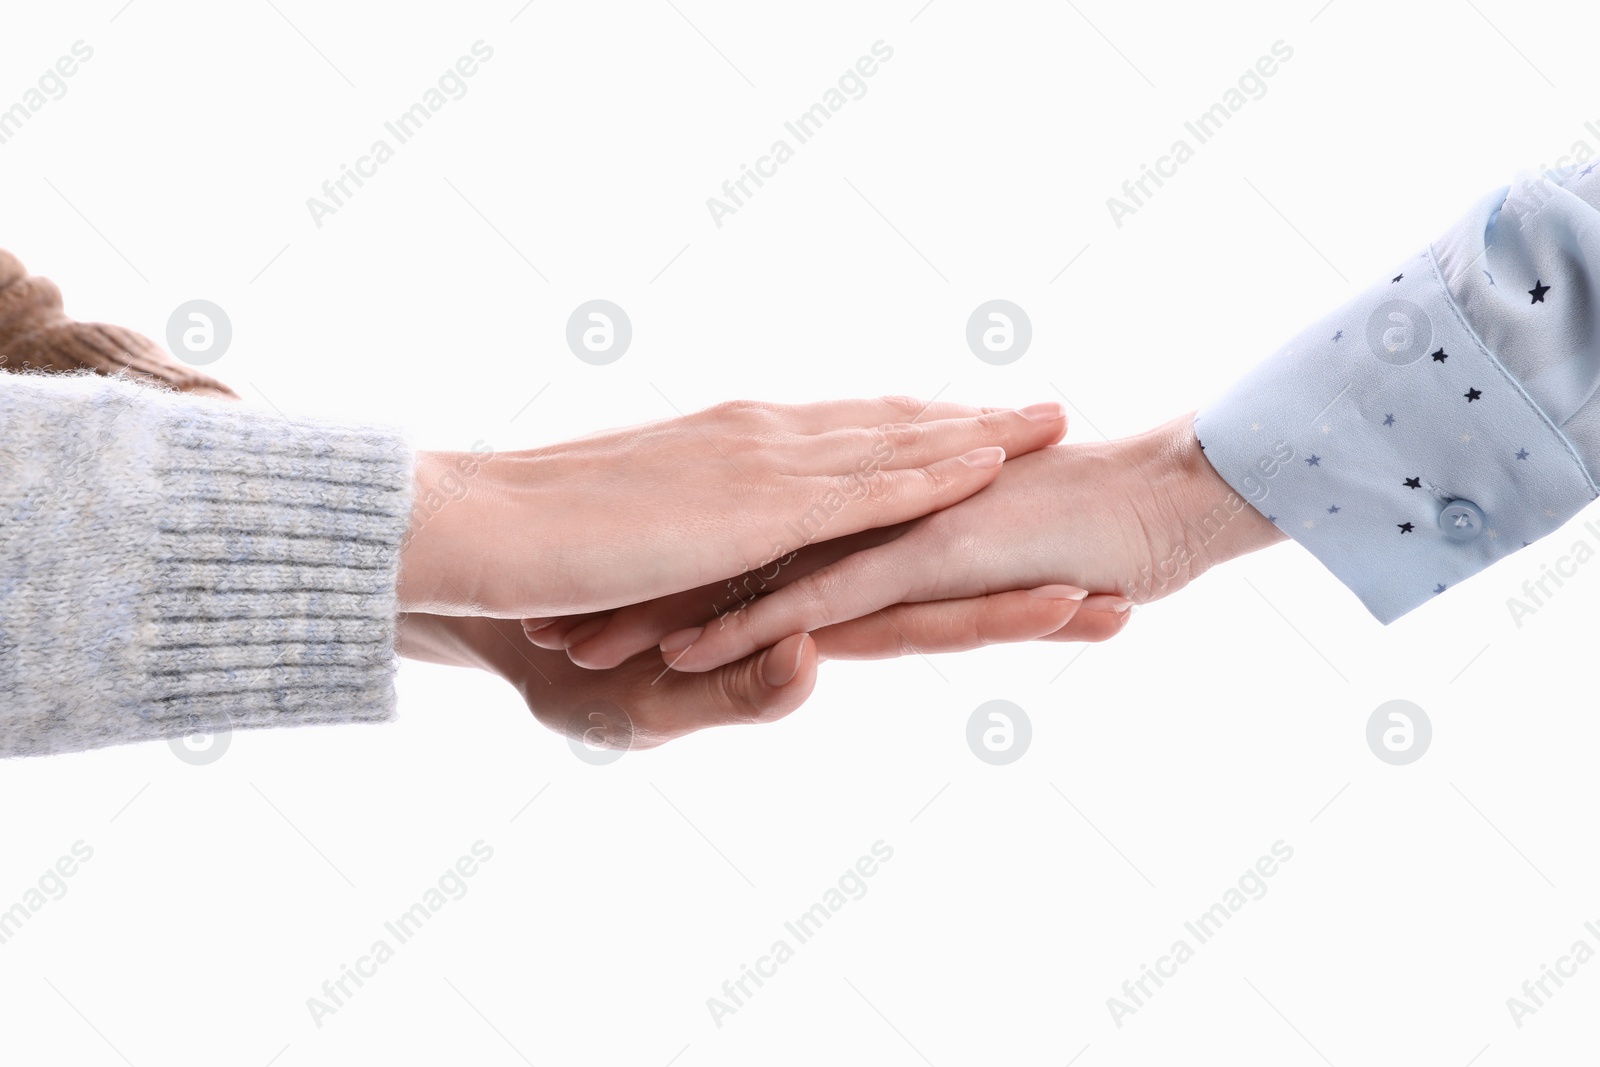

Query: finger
<box><xmin>780</xmin><ymin>395</ymin><xmax>1011</xmax><ymax>433</ymax></box>
<box><xmin>564</xmin><ymin>526</ymin><xmax>911</xmax><ymax>670</ymax></box>
<box><xmin>810</xmin><ymin>586</ymin><xmax>1088</xmax><ymax>660</ymax></box>
<box><xmin>738</xmin><ymin>445</ymin><xmax>1008</xmax><ymax>573</ymax></box>
<box><xmin>522</xmin><ymin>613</ymin><xmax>603</xmax><ymax>650</ymax></box>
<box><xmin>791</xmin><ymin>403</ymin><xmax>1067</xmax><ymax>475</ymax></box>
<box><xmin>654</xmin><ymin>633</ymin><xmax>819</xmax><ymax>740</ymax></box>
<box><xmin>660</xmin><ymin>539</ymin><xmax>915</xmax><ymax>672</ymax></box>
<box><xmin>1039</xmin><ymin>594</ymin><xmax>1134</xmax><ymax>642</ymax></box>
<box><xmin>563</xmin><ymin>590</ymin><xmax>726</xmax><ymax>668</ymax></box>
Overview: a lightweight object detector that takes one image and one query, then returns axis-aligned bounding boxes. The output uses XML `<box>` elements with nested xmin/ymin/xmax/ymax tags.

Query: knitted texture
<box><xmin>0</xmin><ymin>371</ymin><xmax>415</xmax><ymax>757</ymax></box>
<box><xmin>0</xmin><ymin>249</ymin><xmax>237</xmax><ymax>399</ymax></box>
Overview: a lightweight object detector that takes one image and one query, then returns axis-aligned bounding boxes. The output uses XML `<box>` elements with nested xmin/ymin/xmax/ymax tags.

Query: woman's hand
<box><xmin>396</xmin><ymin>587</ymin><xmax>1114</xmax><ymax>749</ymax></box>
<box><xmin>541</xmin><ymin>413</ymin><xmax>1287</xmax><ymax>673</ymax></box>
<box><xmin>524</xmin><ymin>523</ymin><xmax>1132</xmax><ymax>667</ymax></box>
<box><xmin>396</xmin><ymin>397</ymin><xmax>1071</xmax><ymax>618</ymax></box>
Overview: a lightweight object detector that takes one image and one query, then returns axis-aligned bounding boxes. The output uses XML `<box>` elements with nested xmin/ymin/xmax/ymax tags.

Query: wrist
<box><xmin>396</xmin><ymin>613</ymin><xmax>532</xmax><ymax>683</ymax></box>
<box><xmin>397</xmin><ymin>448</ymin><xmax>501</xmax><ymax>613</ymax></box>
<box><xmin>397</xmin><ymin>452</ymin><xmax>444</xmax><ymax>612</ymax></box>
<box><xmin>1124</xmin><ymin>412</ymin><xmax>1287</xmax><ymax>592</ymax></box>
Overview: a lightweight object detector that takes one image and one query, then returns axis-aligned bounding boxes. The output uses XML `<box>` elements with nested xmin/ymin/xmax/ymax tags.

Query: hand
<box><xmin>526</xmin><ymin>524</ymin><xmax>1133</xmax><ymax>667</ymax></box>
<box><xmin>542</xmin><ymin>413</ymin><xmax>1287</xmax><ymax>673</ymax></box>
<box><xmin>396</xmin><ymin>588</ymin><xmax>1117</xmax><ymax>749</ymax></box>
<box><xmin>396</xmin><ymin>397</ymin><xmax>1071</xmax><ymax>618</ymax></box>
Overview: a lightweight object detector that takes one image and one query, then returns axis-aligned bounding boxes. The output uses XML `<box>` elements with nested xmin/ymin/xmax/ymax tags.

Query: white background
<box><xmin>2</xmin><ymin>1</ymin><xmax>1598</xmax><ymax>1063</ymax></box>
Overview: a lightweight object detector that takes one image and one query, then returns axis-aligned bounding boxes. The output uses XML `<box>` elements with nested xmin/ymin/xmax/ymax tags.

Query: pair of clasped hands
<box><xmin>394</xmin><ymin>396</ymin><xmax>1283</xmax><ymax>749</ymax></box>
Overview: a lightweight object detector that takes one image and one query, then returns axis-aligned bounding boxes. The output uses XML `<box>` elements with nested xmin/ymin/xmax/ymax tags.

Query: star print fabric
<box><xmin>1193</xmin><ymin>166</ymin><xmax>1600</xmax><ymax>623</ymax></box>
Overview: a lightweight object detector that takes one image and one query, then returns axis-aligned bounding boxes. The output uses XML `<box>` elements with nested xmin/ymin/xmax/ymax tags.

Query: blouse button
<box><xmin>1439</xmin><ymin>500</ymin><xmax>1485</xmax><ymax>542</ymax></box>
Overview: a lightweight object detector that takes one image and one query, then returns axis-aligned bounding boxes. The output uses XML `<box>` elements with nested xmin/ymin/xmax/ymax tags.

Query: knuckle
<box><xmin>707</xmin><ymin>595</ymin><xmax>759</xmax><ymax>641</ymax></box>
<box><xmin>708</xmin><ymin>398</ymin><xmax>769</xmax><ymax>423</ymax></box>
<box><xmin>877</xmin><ymin>421</ymin><xmax>924</xmax><ymax>453</ymax></box>
<box><xmin>922</xmin><ymin>608</ymin><xmax>974</xmax><ymax>652</ymax></box>
<box><xmin>976</xmin><ymin>409</ymin><xmax>1017</xmax><ymax>437</ymax></box>
<box><xmin>713</xmin><ymin>664</ymin><xmax>772</xmax><ymax>722</ymax></box>
<box><xmin>961</xmin><ymin>611</ymin><xmax>992</xmax><ymax>649</ymax></box>
<box><xmin>792</xmin><ymin>568</ymin><xmax>851</xmax><ymax>620</ymax></box>
<box><xmin>878</xmin><ymin>394</ymin><xmax>923</xmax><ymax>421</ymax></box>
<box><xmin>913</xmin><ymin>463</ymin><xmax>951</xmax><ymax>501</ymax></box>
<box><xmin>859</xmin><ymin>468</ymin><xmax>906</xmax><ymax>512</ymax></box>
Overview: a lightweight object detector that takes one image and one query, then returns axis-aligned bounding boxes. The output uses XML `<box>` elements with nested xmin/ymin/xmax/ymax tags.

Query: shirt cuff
<box><xmin>1193</xmin><ymin>245</ymin><xmax>1597</xmax><ymax>623</ymax></box>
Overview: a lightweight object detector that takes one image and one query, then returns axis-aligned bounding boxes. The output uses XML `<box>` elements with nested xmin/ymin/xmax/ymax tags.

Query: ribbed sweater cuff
<box><xmin>0</xmin><ymin>372</ymin><xmax>415</xmax><ymax>757</ymax></box>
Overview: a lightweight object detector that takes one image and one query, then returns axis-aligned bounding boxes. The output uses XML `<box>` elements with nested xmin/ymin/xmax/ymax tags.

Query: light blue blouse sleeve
<box><xmin>1193</xmin><ymin>165</ymin><xmax>1600</xmax><ymax>623</ymax></box>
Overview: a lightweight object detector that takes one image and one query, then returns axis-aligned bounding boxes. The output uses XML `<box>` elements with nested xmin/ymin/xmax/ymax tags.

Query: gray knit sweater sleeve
<box><xmin>0</xmin><ymin>371</ymin><xmax>415</xmax><ymax>758</ymax></box>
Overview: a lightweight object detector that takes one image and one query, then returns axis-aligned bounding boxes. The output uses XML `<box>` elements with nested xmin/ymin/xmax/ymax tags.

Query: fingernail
<box><xmin>660</xmin><ymin>625</ymin><xmax>703</xmax><ymax>655</ymax></box>
<box><xmin>522</xmin><ymin>618</ymin><xmax>559</xmax><ymax>633</ymax></box>
<box><xmin>960</xmin><ymin>446</ymin><xmax>1005</xmax><ymax>469</ymax></box>
<box><xmin>562</xmin><ymin>617</ymin><xmax>608</xmax><ymax>649</ymax></box>
<box><xmin>762</xmin><ymin>634</ymin><xmax>808</xmax><ymax>687</ymax></box>
<box><xmin>1082</xmin><ymin>594</ymin><xmax>1133</xmax><ymax>613</ymax></box>
<box><xmin>1028</xmin><ymin>584</ymin><xmax>1088</xmax><ymax>600</ymax></box>
<box><xmin>1019</xmin><ymin>401</ymin><xmax>1067</xmax><ymax>422</ymax></box>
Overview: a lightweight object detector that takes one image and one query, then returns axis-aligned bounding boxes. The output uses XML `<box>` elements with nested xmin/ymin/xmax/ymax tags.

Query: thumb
<box><xmin>676</xmin><ymin>633</ymin><xmax>819</xmax><ymax>733</ymax></box>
